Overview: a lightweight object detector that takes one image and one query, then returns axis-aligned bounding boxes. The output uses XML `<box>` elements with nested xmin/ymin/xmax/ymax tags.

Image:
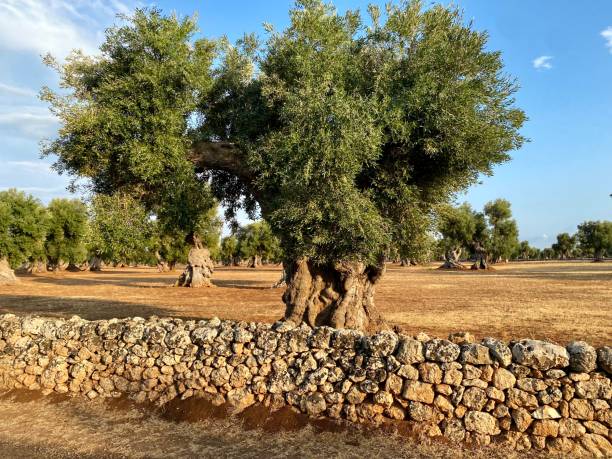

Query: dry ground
<box><xmin>0</xmin><ymin>261</ymin><xmax>610</xmax><ymax>345</ymax></box>
<box><xmin>0</xmin><ymin>262</ymin><xmax>609</xmax><ymax>458</ymax></box>
<box><xmin>0</xmin><ymin>390</ymin><xmax>549</xmax><ymax>459</ymax></box>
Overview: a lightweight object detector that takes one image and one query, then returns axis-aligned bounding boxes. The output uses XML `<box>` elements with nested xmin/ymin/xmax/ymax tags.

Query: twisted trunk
<box><xmin>471</xmin><ymin>241</ymin><xmax>489</xmax><ymax>270</ymax></box>
<box><xmin>0</xmin><ymin>258</ymin><xmax>17</xmax><ymax>285</ymax></box>
<box><xmin>90</xmin><ymin>256</ymin><xmax>103</xmax><ymax>272</ymax></box>
<box><xmin>282</xmin><ymin>258</ymin><xmax>387</xmax><ymax>332</ymax></box>
<box><xmin>440</xmin><ymin>248</ymin><xmax>465</xmax><ymax>269</ymax></box>
<box><xmin>175</xmin><ymin>235</ymin><xmax>214</xmax><ymax>288</ymax></box>
<box><xmin>248</xmin><ymin>255</ymin><xmax>261</xmax><ymax>268</ymax></box>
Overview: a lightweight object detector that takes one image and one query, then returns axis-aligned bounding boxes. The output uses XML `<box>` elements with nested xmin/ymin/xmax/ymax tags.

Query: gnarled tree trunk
<box><xmin>248</xmin><ymin>255</ymin><xmax>261</xmax><ymax>268</ymax></box>
<box><xmin>440</xmin><ymin>248</ymin><xmax>465</xmax><ymax>269</ymax></box>
<box><xmin>471</xmin><ymin>242</ymin><xmax>489</xmax><ymax>270</ymax></box>
<box><xmin>155</xmin><ymin>251</ymin><xmax>170</xmax><ymax>272</ymax></box>
<box><xmin>90</xmin><ymin>256</ymin><xmax>103</xmax><ymax>272</ymax></box>
<box><xmin>282</xmin><ymin>258</ymin><xmax>387</xmax><ymax>332</ymax></box>
<box><xmin>0</xmin><ymin>258</ymin><xmax>17</xmax><ymax>285</ymax></box>
<box><xmin>176</xmin><ymin>235</ymin><xmax>214</xmax><ymax>288</ymax></box>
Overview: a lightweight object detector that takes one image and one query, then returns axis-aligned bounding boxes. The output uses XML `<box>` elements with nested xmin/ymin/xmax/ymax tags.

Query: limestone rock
<box><xmin>227</xmin><ymin>388</ymin><xmax>255</xmax><ymax>414</ymax></box>
<box><xmin>464</xmin><ymin>411</ymin><xmax>500</xmax><ymax>435</ymax></box>
<box><xmin>301</xmin><ymin>393</ymin><xmax>326</xmax><ymax>416</ymax></box>
<box><xmin>459</xmin><ymin>344</ymin><xmax>493</xmax><ymax>365</ymax></box>
<box><xmin>394</xmin><ymin>338</ymin><xmax>424</xmax><ymax>364</ymax></box>
<box><xmin>402</xmin><ymin>381</ymin><xmax>435</xmax><ymax>404</ymax></box>
<box><xmin>511</xmin><ymin>408</ymin><xmax>532</xmax><ymax>432</ymax></box>
<box><xmin>366</xmin><ymin>331</ymin><xmax>398</xmax><ymax>356</ymax></box>
<box><xmin>448</xmin><ymin>332</ymin><xmax>475</xmax><ymax>345</ymax></box>
<box><xmin>596</xmin><ymin>346</ymin><xmax>612</xmax><ymax>374</ymax></box>
<box><xmin>512</xmin><ymin>339</ymin><xmax>570</xmax><ymax>370</ymax></box>
<box><xmin>567</xmin><ymin>341</ymin><xmax>597</xmax><ymax>373</ymax></box>
<box><xmin>424</xmin><ymin>339</ymin><xmax>460</xmax><ymax>363</ymax></box>
<box><xmin>482</xmin><ymin>337</ymin><xmax>512</xmax><ymax>367</ymax></box>
<box><xmin>532</xmin><ymin>406</ymin><xmax>561</xmax><ymax>420</ymax></box>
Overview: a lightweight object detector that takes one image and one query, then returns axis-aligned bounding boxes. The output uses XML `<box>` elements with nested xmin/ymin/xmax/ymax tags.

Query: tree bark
<box><xmin>175</xmin><ymin>235</ymin><xmax>214</xmax><ymax>288</ymax></box>
<box><xmin>440</xmin><ymin>248</ymin><xmax>465</xmax><ymax>269</ymax></box>
<box><xmin>282</xmin><ymin>258</ymin><xmax>387</xmax><ymax>333</ymax></box>
<box><xmin>471</xmin><ymin>242</ymin><xmax>489</xmax><ymax>270</ymax></box>
<box><xmin>90</xmin><ymin>256</ymin><xmax>103</xmax><ymax>272</ymax></box>
<box><xmin>248</xmin><ymin>255</ymin><xmax>261</xmax><ymax>268</ymax></box>
<box><xmin>66</xmin><ymin>262</ymin><xmax>82</xmax><ymax>272</ymax></box>
<box><xmin>0</xmin><ymin>258</ymin><xmax>18</xmax><ymax>285</ymax></box>
<box><xmin>271</xmin><ymin>263</ymin><xmax>288</xmax><ymax>288</ymax></box>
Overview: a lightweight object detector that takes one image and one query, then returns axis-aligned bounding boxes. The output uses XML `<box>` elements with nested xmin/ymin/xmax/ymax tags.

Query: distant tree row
<box><xmin>513</xmin><ymin>221</ymin><xmax>612</xmax><ymax>262</ymax></box>
<box><xmin>220</xmin><ymin>221</ymin><xmax>282</xmax><ymax>268</ymax></box>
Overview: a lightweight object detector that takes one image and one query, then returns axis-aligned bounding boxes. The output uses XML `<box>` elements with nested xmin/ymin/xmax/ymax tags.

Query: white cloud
<box><xmin>6</xmin><ymin>160</ymin><xmax>52</xmax><ymax>173</ymax></box>
<box><xmin>0</xmin><ymin>0</ymin><xmax>134</xmax><ymax>58</ymax></box>
<box><xmin>0</xmin><ymin>105</ymin><xmax>58</xmax><ymax>140</ymax></box>
<box><xmin>0</xmin><ymin>82</ymin><xmax>37</xmax><ymax>98</ymax></box>
<box><xmin>533</xmin><ymin>55</ymin><xmax>553</xmax><ymax>70</ymax></box>
<box><xmin>602</xmin><ymin>27</ymin><xmax>612</xmax><ymax>53</ymax></box>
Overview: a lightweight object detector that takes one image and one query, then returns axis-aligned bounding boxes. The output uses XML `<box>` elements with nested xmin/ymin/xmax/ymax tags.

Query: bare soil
<box><xmin>0</xmin><ymin>262</ymin><xmax>609</xmax><ymax>457</ymax></box>
<box><xmin>0</xmin><ymin>390</ymin><xmax>550</xmax><ymax>459</ymax></box>
<box><xmin>0</xmin><ymin>261</ymin><xmax>610</xmax><ymax>345</ymax></box>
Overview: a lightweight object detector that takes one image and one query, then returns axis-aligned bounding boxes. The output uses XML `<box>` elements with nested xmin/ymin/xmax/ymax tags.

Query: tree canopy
<box><xmin>42</xmin><ymin>1</ymin><xmax>526</xmax><ymax>330</ymax></box>
<box><xmin>45</xmin><ymin>198</ymin><xmax>89</xmax><ymax>269</ymax></box>
<box><xmin>576</xmin><ymin>221</ymin><xmax>612</xmax><ymax>261</ymax></box>
<box><xmin>0</xmin><ymin>189</ymin><xmax>47</xmax><ymax>268</ymax></box>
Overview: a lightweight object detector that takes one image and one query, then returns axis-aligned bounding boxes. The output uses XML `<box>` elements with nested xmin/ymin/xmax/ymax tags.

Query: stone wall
<box><xmin>0</xmin><ymin>313</ymin><xmax>610</xmax><ymax>456</ymax></box>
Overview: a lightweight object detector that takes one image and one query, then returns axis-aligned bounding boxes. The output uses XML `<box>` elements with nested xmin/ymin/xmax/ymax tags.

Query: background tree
<box><xmin>237</xmin><ymin>221</ymin><xmax>282</xmax><ymax>267</ymax></box>
<box><xmin>41</xmin><ymin>9</ymin><xmax>218</xmax><ymax>285</ymax></box>
<box><xmin>576</xmin><ymin>221</ymin><xmax>612</xmax><ymax>261</ymax></box>
<box><xmin>514</xmin><ymin>240</ymin><xmax>539</xmax><ymax>260</ymax></box>
<box><xmin>43</xmin><ymin>2</ymin><xmax>525</xmax><ymax>331</ymax></box>
<box><xmin>437</xmin><ymin>203</ymin><xmax>477</xmax><ymax>269</ymax></box>
<box><xmin>0</xmin><ymin>189</ymin><xmax>47</xmax><ymax>283</ymax></box>
<box><xmin>89</xmin><ymin>193</ymin><xmax>154</xmax><ymax>270</ymax></box>
<box><xmin>483</xmin><ymin>199</ymin><xmax>519</xmax><ymax>264</ymax></box>
<box><xmin>551</xmin><ymin>232</ymin><xmax>576</xmax><ymax>259</ymax></box>
<box><xmin>45</xmin><ymin>198</ymin><xmax>89</xmax><ymax>271</ymax></box>
<box><xmin>394</xmin><ymin>208</ymin><xmax>436</xmax><ymax>266</ymax></box>
<box><xmin>220</xmin><ymin>235</ymin><xmax>240</xmax><ymax>266</ymax></box>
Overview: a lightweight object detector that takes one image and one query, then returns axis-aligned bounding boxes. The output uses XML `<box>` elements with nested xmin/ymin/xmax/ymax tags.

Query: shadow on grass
<box><xmin>0</xmin><ymin>294</ymin><xmax>205</xmax><ymax>321</ymax></box>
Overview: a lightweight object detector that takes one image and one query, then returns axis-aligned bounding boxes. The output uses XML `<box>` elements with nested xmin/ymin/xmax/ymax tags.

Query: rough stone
<box><xmin>511</xmin><ymin>340</ymin><xmax>570</xmax><ymax>370</ymax></box>
<box><xmin>464</xmin><ymin>411</ymin><xmax>500</xmax><ymax>435</ymax></box>
<box><xmin>459</xmin><ymin>344</ymin><xmax>493</xmax><ymax>365</ymax></box>
<box><xmin>394</xmin><ymin>338</ymin><xmax>424</xmax><ymax>364</ymax></box>
<box><xmin>596</xmin><ymin>346</ymin><xmax>612</xmax><ymax>374</ymax></box>
<box><xmin>493</xmin><ymin>368</ymin><xmax>516</xmax><ymax>390</ymax></box>
<box><xmin>424</xmin><ymin>339</ymin><xmax>460</xmax><ymax>363</ymax></box>
<box><xmin>567</xmin><ymin>341</ymin><xmax>597</xmax><ymax>373</ymax></box>
<box><xmin>402</xmin><ymin>381</ymin><xmax>435</xmax><ymax>404</ymax></box>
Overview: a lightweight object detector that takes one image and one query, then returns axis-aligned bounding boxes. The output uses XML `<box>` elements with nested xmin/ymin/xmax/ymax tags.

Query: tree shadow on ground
<box><xmin>0</xmin><ymin>295</ymin><xmax>204</xmax><ymax>321</ymax></box>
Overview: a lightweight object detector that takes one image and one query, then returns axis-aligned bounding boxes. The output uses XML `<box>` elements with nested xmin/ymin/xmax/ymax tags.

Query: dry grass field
<box><xmin>0</xmin><ymin>261</ymin><xmax>609</xmax><ymax>458</ymax></box>
<box><xmin>0</xmin><ymin>260</ymin><xmax>610</xmax><ymax>345</ymax></box>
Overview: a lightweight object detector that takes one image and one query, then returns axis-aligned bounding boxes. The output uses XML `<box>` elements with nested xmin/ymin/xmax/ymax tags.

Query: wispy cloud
<box><xmin>0</xmin><ymin>82</ymin><xmax>37</xmax><ymax>98</ymax></box>
<box><xmin>6</xmin><ymin>160</ymin><xmax>52</xmax><ymax>173</ymax></box>
<box><xmin>0</xmin><ymin>0</ymin><xmax>134</xmax><ymax>58</ymax></box>
<box><xmin>533</xmin><ymin>55</ymin><xmax>553</xmax><ymax>70</ymax></box>
<box><xmin>602</xmin><ymin>27</ymin><xmax>612</xmax><ymax>53</ymax></box>
<box><xmin>0</xmin><ymin>106</ymin><xmax>58</xmax><ymax>140</ymax></box>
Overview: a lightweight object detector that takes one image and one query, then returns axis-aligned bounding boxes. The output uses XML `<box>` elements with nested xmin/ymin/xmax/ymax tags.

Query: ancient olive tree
<box><xmin>437</xmin><ymin>204</ymin><xmax>477</xmax><ymax>269</ymax></box>
<box><xmin>45</xmin><ymin>198</ymin><xmax>89</xmax><ymax>271</ymax></box>
<box><xmin>43</xmin><ymin>2</ymin><xmax>525</xmax><ymax>331</ymax></box>
<box><xmin>551</xmin><ymin>232</ymin><xmax>576</xmax><ymax>260</ymax></box>
<box><xmin>483</xmin><ymin>198</ymin><xmax>519</xmax><ymax>264</ymax></box>
<box><xmin>220</xmin><ymin>235</ymin><xmax>240</xmax><ymax>266</ymax></box>
<box><xmin>0</xmin><ymin>189</ymin><xmax>48</xmax><ymax>283</ymax></box>
<box><xmin>237</xmin><ymin>221</ymin><xmax>282</xmax><ymax>268</ymax></box>
<box><xmin>88</xmin><ymin>193</ymin><xmax>154</xmax><ymax>270</ymax></box>
<box><xmin>576</xmin><ymin>221</ymin><xmax>612</xmax><ymax>262</ymax></box>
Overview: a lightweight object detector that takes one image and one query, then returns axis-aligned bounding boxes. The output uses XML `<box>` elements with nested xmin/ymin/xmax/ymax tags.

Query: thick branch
<box><xmin>190</xmin><ymin>141</ymin><xmax>252</xmax><ymax>182</ymax></box>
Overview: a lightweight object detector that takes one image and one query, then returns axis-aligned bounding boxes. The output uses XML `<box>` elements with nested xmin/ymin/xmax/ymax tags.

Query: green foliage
<box><xmin>437</xmin><ymin>203</ymin><xmax>477</xmax><ymax>256</ymax></box>
<box><xmin>220</xmin><ymin>235</ymin><xmax>239</xmax><ymax>265</ymax></box>
<box><xmin>576</xmin><ymin>221</ymin><xmax>612</xmax><ymax>260</ymax></box>
<box><xmin>41</xmin><ymin>7</ymin><xmax>217</xmax><ymax>237</ymax></box>
<box><xmin>551</xmin><ymin>232</ymin><xmax>576</xmax><ymax>259</ymax></box>
<box><xmin>0</xmin><ymin>189</ymin><xmax>47</xmax><ymax>268</ymax></box>
<box><xmin>43</xmin><ymin>2</ymin><xmax>525</xmax><ymax>267</ymax></box>
<box><xmin>514</xmin><ymin>240</ymin><xmax>540</xmax><ymax>260</ymax></box>
<box><xmin>89</xmin><ymin>193</ymin><xmax>154</xmax><ymax>265</ymax></box>
<box><xmin>45</xmin><ymin>198</ymin><xmax>88</xmax><ymax>267</ymax></box>
<box><xmin>237</xmin><ymin>221</ymin><xmax>282</xmax><ymax>264</ymax></box>
<box><xmin>483</xmin><ymin>199</ymin><xmax>519</xmax><ymax>261</ymax></box>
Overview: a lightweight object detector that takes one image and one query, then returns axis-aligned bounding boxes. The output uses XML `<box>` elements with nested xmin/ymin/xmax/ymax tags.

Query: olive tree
<box><xmin>88</xmin><ymin>193</ymin><xmax>154</xmax><ymax>270</ymax></box>
<box><xmin>576</xmin><ymin>221</ymin><xmax>612</xmax><ymax>261</ymax></box>
<box><xmin>437</xmin><ymin>203</ymin><xmax>477</xmax><ymax>269</ymax></box>
<box><xmin>551</xmin><ymin>232</ymin><xmax>576</xmax><ymax>260</ymax></box>
<box><xmin>43</xmin><ymin>2</ymin><xmax>525</xmax><ymax>331</ymax></box>
<box><xmin>237</xmin><ymin>221</ymin><xmax>282</xmax><ymax>268</ymax></box>
<box><xmin>483</xmin><ymin>198</ymin><xmax>519</xmax><ymax>264</ymax></box>
<box><xmin>45</xmin><ymin>198</ymin><xmax>89</xmax><ymax>271</ymax></box>
<box><xmin>0</xmin><ymin>189</ymin><xmax>48</xmax><ymax>283</ymax></box>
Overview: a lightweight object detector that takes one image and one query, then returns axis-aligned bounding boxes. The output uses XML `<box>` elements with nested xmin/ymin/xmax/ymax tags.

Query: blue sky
<box><xmin>0</xmin><ymin>0</ymin><xmax>611</xmax><ymax>247</ymax></box>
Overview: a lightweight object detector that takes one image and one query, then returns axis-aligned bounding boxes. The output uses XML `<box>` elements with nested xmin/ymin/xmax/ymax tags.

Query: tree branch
<box><xmin>190</xmin><ymin>141</ymin><xmax>252</xmax><ymax>182</ymax></box>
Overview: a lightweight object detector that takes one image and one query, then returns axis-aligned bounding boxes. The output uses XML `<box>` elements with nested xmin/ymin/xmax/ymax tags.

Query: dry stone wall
<box><xmin>0</xmin><ymin>313</ymin><xmax>610</xmax><ymax>456</ymax></box>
